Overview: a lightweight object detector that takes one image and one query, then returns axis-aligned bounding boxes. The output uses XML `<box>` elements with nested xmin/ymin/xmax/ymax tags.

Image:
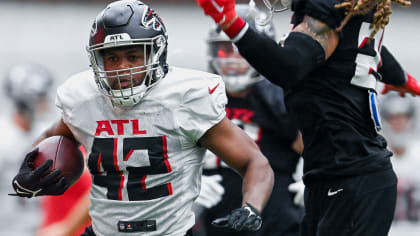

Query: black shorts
<box><xmin>300</xmin><ymin>169</ymin><xmax>397</xmax><ymax>236</ymax></box>
<box><xmin>80</xmin><ymin>226</ymin><xmax>193</xmax><ymax>236</ymax></box>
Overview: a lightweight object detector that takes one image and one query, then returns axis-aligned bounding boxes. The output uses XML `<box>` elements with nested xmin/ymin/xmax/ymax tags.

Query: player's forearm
<box><xmin>379</xmin><ymin>46</ymin><xmax>407</xmax><ymax>86</ymax></box>
<box><xmin>33</xmin><ymin>118</ymin><xmax>75</xmax><ymax>147</ymax></box>
<box><xmin>33</xmin><ymin>129</ymin><xmax>55</xmax><ymax>147</ymax></box>
<box><xmin>241</xmin><ymin>152</ymin><xmax>274</xmax><ymax>212</ymax></box>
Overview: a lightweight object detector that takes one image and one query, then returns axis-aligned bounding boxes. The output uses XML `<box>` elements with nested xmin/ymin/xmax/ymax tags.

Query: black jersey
<box><xmin>226</xmin><ymin>80</ymin><xmax>300</xmax><ymax>174</ymax></box>
<box><xmin>235</xmin><ymin>1</ymin><xmax>394</xmax><ymax>183</ymax></box>
<box><xmin>292</xmin><ymin>0</ymin><xmax>384</xmax><ymax>88</ymax></box>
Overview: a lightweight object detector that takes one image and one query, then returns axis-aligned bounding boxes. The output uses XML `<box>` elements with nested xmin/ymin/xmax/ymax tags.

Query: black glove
<box><xmin>9</xmin><ymin>148</ymin><xmax>69</xmax><ymax>198</ymax></box>
<box><xmin>212</xmin><ymin>202</ymin><xmax>262</xmax><ymax>231</ymax></box>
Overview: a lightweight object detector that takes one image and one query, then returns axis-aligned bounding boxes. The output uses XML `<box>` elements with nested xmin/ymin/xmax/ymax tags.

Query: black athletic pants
<box><xmin>300</xmin><ymin>169</ymin><xmax>397</xmax><ymax>236</ymax></box>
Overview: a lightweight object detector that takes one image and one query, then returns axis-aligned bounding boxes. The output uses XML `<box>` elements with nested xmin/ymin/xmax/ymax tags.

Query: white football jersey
<box><xmin>56</xmin><ymin>67</ymin><xmax>227</xmax><ymax>236</ymax></box>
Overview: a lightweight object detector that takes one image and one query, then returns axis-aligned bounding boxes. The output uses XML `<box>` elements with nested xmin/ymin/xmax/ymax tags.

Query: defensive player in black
<box><xmin>197</xmin><ymin>0</ymin><xmax>420</xmax><ymax>235</ymax></box>
<box><xmin>196</xmin><ymin>4</ymin><xmax>304</xmax><ymax>236</ymax></box>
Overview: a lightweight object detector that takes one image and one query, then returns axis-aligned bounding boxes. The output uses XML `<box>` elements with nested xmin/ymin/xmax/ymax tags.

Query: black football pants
<box><xmin>300</xmin><ymin>169</ymin><xmax>397</xmax><ymax>236</ymax></box>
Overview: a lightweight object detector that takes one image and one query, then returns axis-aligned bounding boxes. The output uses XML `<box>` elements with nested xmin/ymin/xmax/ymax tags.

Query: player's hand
<box><xmin>212</xmin><ymin>202</ymin><xmax>262</xmax><ymax>231</ymax></box>
<box><xmin>9</xmin><ymin>148</ymin><xmax>69</xmax><ymax>198</ymax></box>
<box><xmin>196</xmin><ymin>174</ymin><xmax>225</xmax><ymax>208</ymax></box>
<box><xmin>196</xmin><ymin>0</ymin><xmax>237</xmax><ymax>25</ymax></box>
<box><xmin>288</xmin><ymin>180</ymin><xmax>305</xmax><ymax>207</ymax></box>
<box><xmin>381</xmin><ymin>73</ymin><xmax>420</xmax><ymax>97</ymax></box>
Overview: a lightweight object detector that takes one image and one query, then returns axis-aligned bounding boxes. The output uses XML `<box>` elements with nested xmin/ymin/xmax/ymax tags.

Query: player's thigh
<box><xmin>316</xmin><ymin>185</ymin><xmax>396</xmax><ymax>236</ymax></box>
<box><xmin>317</xmin><ymin>170</ymin><xmax>397</xmax><ymax>236</ymax></box>
<box><xmin>299</xmin><ymin>181</ymin><xmax>322</xmax><ymax>236</ymax></box>
<box><xmin>349</xmin><ymin>184</ymin><xmax>397</xmax><ymax>236</ymax></box>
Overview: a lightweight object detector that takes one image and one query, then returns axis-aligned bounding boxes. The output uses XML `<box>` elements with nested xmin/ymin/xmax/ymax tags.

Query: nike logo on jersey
<box><xmin>208</xmin><ymin>83</ymin><xmax>220</xmax><ymax>94</ymax></box>
<box><xmin>211</xmin><ymin>0</ymin><xmax>224</xmax><ymax>13</ymax></box>
<box><xmin>327</xmin><ymin>188</ymin><xmax>343</xmax><ymax>196</ymax></box>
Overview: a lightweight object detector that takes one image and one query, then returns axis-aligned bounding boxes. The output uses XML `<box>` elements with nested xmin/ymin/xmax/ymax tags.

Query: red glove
<box><xmin>381</xmin><ymin>73</ymin><xmax>420</xmax><ymax>97</ymax></box>
<box><xmin>196</xmin><ymin>0</ymin><xmax>246</xmax><ymax>38</ymax></box>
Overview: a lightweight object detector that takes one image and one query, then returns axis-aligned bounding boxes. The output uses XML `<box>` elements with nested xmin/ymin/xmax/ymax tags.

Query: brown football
<box><xmin>33</xmin><ymin>136</ymin><xmax>84</xmax><ymax>186</ymax></box>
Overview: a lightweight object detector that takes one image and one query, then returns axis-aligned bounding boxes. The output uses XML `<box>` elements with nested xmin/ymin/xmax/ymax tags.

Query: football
<box><xmin>33</xmin><ymin>136</ymin><xmax>84</xmax><ymax>186</ymax></box>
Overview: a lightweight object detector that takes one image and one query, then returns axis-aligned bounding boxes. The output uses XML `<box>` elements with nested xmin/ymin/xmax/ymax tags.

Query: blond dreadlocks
<box><xmin>335</xmin><ymin>0</ymin><xmax>411</xmax><ymax>38</ymax></box>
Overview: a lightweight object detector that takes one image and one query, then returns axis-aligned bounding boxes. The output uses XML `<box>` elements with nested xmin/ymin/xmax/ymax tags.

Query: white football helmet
<box><xmin>4</xmin><ymin>63</ymin><xmax>53</xmax><ymax>118</ymax></box>
<box><xmin>206</xmin><ymin>3</ymin><xmax>276</xmax><ymax>92</ymax></box>
<box><xmin>381</xmin><ymin>94</ymin><xmax>416</xmax><ymax>149</ymax></box>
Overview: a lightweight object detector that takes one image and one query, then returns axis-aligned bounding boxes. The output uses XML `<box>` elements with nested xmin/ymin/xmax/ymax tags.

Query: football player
<box><xmin>381</xmin><ymin>94</ymin><xmax>420</xmax><ymax>225</ymax></box>
<box><xmin>196</xmin><ymin>0</ymin><xmax>420</xmax><ymax>235</ymax></box>
<box><xmin>195</xmin><ymin>3</ymin><xmax>304</xmax><ymax>236</ymax></box>
<box><xmin>9</xmin><ymin>1</ymin><xmax>274</xmax><ymax>236</ymax></box>
<box><xmin>0</xmin><ymin>63</ymin><xmax>53</xmax><ymax>235</ymax></box>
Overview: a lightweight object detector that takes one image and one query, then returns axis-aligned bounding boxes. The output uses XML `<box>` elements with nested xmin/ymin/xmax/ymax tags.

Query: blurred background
<box><xmin>0</xmin><ymin>0</ymin><xmax>419</xmax><ymax>235</ymax></box>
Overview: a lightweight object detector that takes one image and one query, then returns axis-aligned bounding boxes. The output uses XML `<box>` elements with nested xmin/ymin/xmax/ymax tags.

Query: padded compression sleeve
<box><xmin>379</xmin><ymin>46</ymin><xmax>407</xmax><ymax>86</ymax></box>
<box><xmin>235</xmin><ymin>28</ymin><xmax>325</xmax><ymax>90</ymax></box>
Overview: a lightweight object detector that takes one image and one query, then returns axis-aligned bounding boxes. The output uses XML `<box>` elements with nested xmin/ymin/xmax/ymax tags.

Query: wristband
<box><xmin>224</xmin><ymin>16</ymin><xmax>246</xmax><ymax>39</ymax></box>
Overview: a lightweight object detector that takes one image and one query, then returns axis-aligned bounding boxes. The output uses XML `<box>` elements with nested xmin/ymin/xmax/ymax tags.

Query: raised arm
<box><xmin>196</xmin><ymin>0</ymin><xmax>339</xmax><ymax>89</ymax></box>
<box><xmin>380</xmin><ymin>46</ymin><xmax>420</xmax><ymax>96</ymax></box>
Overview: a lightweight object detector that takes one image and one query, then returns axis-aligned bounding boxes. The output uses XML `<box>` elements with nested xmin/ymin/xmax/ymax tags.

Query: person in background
<box><xmin>381</xmin><ymin>94</ymin><xmax>420</xmax><ymax>226</ymax></box>
<box><xmin>0</xmin><ymin>63</ymin><xmax>53</xmax><ymax>235</ymax></box>
<box><xmin>196</xmin><ymin>0</ymin><xmax>420</xmax><ymax>235</ymax></box>
<box><xmin>9</xmin><ymin>1</ymin><xmax>274</xmax><ymax>235</ymax></box>
<box><xmin>194</xmin><ymin>4</ymin><xmax>304</xmax><ymax>236</ymax></box>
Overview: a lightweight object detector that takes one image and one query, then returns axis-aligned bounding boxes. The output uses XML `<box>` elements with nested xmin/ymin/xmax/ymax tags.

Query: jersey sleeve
<box><xmin>379</xmin><ymin>46</ymin><xmax>407</xmax><ymax>86</ymax></box>
<box><xmin>55</xmin><ymin>70</ymin><xmax>94</xmax><ymax>126</ymax></box>
<box><xmin>55</xmin><ymin>80</ymin><xmax>75</xmax><ymax>125</ymax></box>
<box><xmin>176</xmin><ymin>76</ymin><xmax>227</xmax><ymax>144</ymax></box>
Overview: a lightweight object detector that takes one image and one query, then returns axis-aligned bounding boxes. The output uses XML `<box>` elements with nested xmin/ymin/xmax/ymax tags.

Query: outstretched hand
<box><xmin>196</xmin><ymin>0</ymin><xmax>237</xmax><ymax>25</ymax></box>
<box><xmin>382</xmin><ymin>73</ymin><xmax>420</xmax><ymax>97</ymax></box>
<box><xmin>196</xmin><ymin>0</ymin><xmax>247</xmax><ymax>38</ymax></box>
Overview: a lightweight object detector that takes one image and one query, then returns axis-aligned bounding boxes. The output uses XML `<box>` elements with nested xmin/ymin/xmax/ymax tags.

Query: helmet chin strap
<box><xmin>224</xmin><ymin>74</ymin><xmax>263</xmax><ymax>92</ymax></box>
<box><xmin>111</xmin><ymin>81</ymin><xmax>148</xmax><ymax>107</ymax></box>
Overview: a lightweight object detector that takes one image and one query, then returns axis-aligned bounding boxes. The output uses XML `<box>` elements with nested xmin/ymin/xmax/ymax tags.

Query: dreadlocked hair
<box><xmin>335</xmin><ymin>0</ymin><xmax>411</xmax><ymax>38</ymax></box>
